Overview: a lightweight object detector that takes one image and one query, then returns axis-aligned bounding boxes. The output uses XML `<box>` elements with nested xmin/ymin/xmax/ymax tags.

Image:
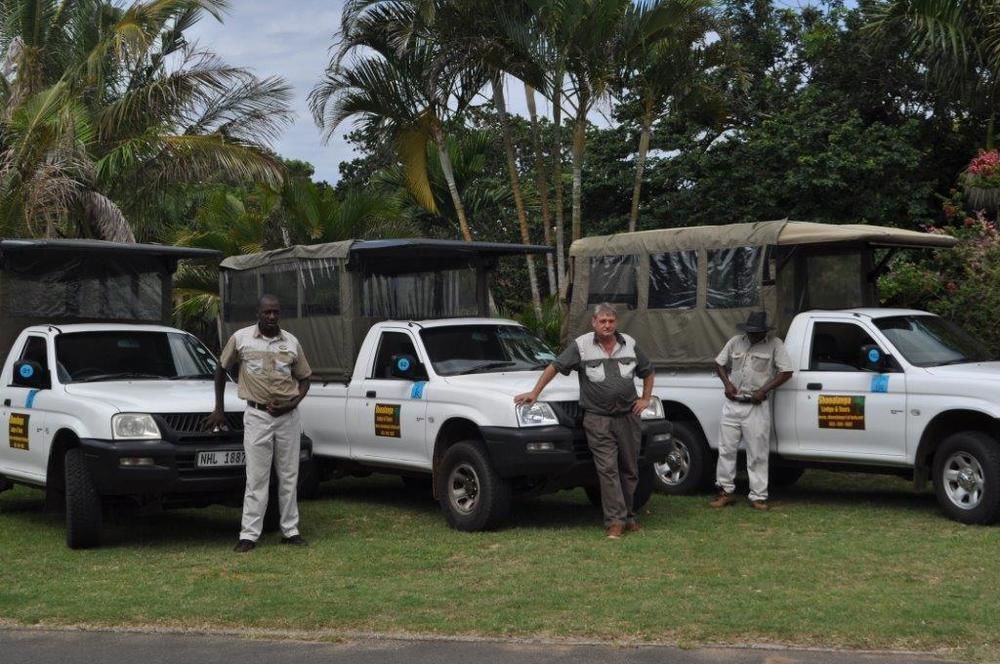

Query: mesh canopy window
<box><xmin>587</xmin><ymin>255</ymin><xmax>638</xmax><ymax>305</ymax></box>
<box><xmin>3</xmin><ymin>256</ymin><xmax>163</xmax><ymax>321</ymax></box>
<box><xmin>707</xmin><ymin>246</ymin><xmax>761</xmax><ymax>309</ymax></box>
<box><xmin>806</xmin><ymin>253</ymin><xmax>864</xmax><ymax>309</ymax></box>
<box><xmin>648</xmin><ymin>251</ymin><xmax>698</xmax><ymax>309</ymax></box>
<box><xmin>223</xmin><ymin>258</ymin><xmax>342</xmax><ymax>322</ymax></box>
<box><xmin>362</xmin><ymin>268</ymin><xmax>477</xmax><ymax>319</ymax></box>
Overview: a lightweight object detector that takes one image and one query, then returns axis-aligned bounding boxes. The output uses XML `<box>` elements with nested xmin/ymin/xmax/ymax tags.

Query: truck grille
<box><xmin>550</xmin><ymin>401</ymin><xmax>583</xmax><ymax>425</ymax></box>
<box><xmin>153</xmin><ymin>412</ymin><xmax>244</xmax><ymax>445</ymax></box>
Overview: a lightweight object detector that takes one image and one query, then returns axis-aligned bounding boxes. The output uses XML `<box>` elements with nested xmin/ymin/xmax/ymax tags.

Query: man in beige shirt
<box><xmin>208</xmin><ymin>294</ymin><xmax>311</xmax><ymax>552</ymax></box>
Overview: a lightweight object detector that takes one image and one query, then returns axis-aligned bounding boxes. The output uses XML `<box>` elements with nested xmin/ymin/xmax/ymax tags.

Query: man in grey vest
<box><xmin>710</xmin><ymin>311</ymin><xmax>793</xmax><ymax>511</ymax></box>
<box><xmin>515</xmin><ymin>303</ymin><xmax>654</xmax><ymax>538</ymax></box>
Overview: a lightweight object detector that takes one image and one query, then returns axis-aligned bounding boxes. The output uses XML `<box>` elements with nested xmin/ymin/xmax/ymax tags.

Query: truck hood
<box><xmin>924</xmin><ymin>362</ymin><xmax>1000</xmax><ymax>380</ymax></box>
<box><xmin>63</xmin><ymin>380</ymin><xmax>244</xmax><ymax>413</ymax></box>
<box><xmin>441</xmin><ymin>371</ymin><xmax>580</xmax><ymax>401</ymax></box>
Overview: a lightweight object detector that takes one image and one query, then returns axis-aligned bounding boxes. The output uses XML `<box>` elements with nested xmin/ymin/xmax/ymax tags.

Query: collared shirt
<box><xmin>219</xmin><ymin>325</ymin><xmax>312</xmax><ymax>404</ymax></box>
<box><xmin>553</xmin><ymin>331</ymin><xmax>653</xmax><ymax>416</ymax></box>
<box><xmin>715</xmin><ymin>334</ymin><xmax>793</xmax><ymax>395</ymax></box>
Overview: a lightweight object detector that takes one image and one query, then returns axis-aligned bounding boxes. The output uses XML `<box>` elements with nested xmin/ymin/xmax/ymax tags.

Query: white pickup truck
<box><xmin>652</xmin><ymin>308</ymin><xmax>1000</xmax><ymax>524</ymax></box>
<box><xmin>0</xmin><ymin>239</ymin><xmax>311</xmax><ymax>549</ymax></box>
<box><xmin>298</xmin><ymin>318</ymin><xmax>672</xmax><ymax>530</ymax></box>
<box><xmin>0</xmin><ymin>323</ymin><xmax>254</xmax><ymax>548</ymax></box>
<box><xmin>567</xmin><ymin>220</ymin><xmax>1000</xmax><ymax>524</ymax></box>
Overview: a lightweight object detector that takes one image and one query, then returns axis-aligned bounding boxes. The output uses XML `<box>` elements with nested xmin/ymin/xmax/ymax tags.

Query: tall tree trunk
<box><xmin>494</xmin><ymin>77</ymin><xmax>542</xmax><ymax>316</ymax></box>
<box><xmin>433</xmin><ymin>128</ymin><xmax>472</xmax><ymax>241</ymax></box>
<box><xmin>552</xmin><ymin>73</ymin><xmax>567</xmax><ymax>293</ymax></box>
<box><xmin>571</xmin><ymin>104</ymin><xmax>587</xmax><ymax>243</ymax></box>
<box><xmin>628</xmin><ymin>99</ymin><xmax>655</xmax><ymax>232</ymax></box>
<box><xmin>526</xmin><ymin>82</ymin><xmax>556</xmax><ymax>295</ymax></box>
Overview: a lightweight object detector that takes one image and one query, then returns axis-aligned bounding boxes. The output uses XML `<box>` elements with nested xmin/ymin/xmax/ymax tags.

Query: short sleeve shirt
<box><xmin>219</xmin><ymin>325</ymin><xmax>312</xmax><ymax>404</ymax></box>
<box><xmin>553</xmin><ymin>332</ymin><xmax>653</xmax><ymax>416</ymax></box>
<box><xmin>715</xmin><ymin>334</ymin><xmax>793</xmax><ymax>395</ymax></box>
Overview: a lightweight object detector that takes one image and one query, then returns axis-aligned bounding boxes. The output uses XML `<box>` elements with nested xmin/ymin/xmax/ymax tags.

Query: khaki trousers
<box><xmin>583</xmin><ymin>411</ymin><xmax>642</xmax><ymax>526</ymax></box>
<box><xmin>240</xmin><ymin>407</ymin><xmax>301</xmax><ymax>541</ymax></box>
<box><xmin>716</xmin><ymin>400</ymin><xmax>771</xmax><ymax>501</ymax></box>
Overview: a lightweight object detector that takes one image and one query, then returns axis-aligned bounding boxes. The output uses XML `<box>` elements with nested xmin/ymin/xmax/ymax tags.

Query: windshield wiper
<box><xmin>168</xmin><ymin>373</ymin><xmax>214</xmax><ymax>380</ymax></box>
<box><xmin>454</xmin><ymin>361</ymin><xmax>517</xmax><ymax>375</ymax></box>
<box><xmin>74</xmin><ymin>372</ymin><xmax>165</xmax><ymax>383</ymax></box>
<box><xmin>529</xmin><ymin>362</ymin><xmax>552</xmax><ymax>370</ymax></box>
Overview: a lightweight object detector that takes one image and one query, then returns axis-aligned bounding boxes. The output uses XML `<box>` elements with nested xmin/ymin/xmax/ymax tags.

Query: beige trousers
<box><xmin>715</xmin><ymin>400</ymin><xmax>771</xmax><ymax>502</ymax></box>
<box><xmin>240</xmin><ymin>407</ymin><xmax>301</xmax><ymax>541</ymax></box>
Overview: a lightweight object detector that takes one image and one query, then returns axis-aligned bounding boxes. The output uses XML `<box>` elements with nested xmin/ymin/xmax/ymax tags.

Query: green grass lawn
<box><xmin>0</xmin><ymin>471</ymin><xmax>995</xmax><ymax>660</ymax></box>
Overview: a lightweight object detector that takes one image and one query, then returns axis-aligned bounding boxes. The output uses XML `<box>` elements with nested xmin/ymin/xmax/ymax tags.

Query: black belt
<box><xmin>246</xmin><ymin>400</ymin><xmax>269</xmax><ymax>411</ymax></box>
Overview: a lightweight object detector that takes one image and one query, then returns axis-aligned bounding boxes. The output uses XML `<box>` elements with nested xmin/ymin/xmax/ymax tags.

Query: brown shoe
<box><xmin>710</xmin><ymin>491</ymin><xmax>736</xmax><ymax>508</ymax></box>
<box><xmin>624</xmin><ymin>521</ymin><xmax>642</xmax><ymax>534</ymax></box>
<box><xmin>605</xmin><ymin>522</ymin><xmax>625</xmax><ymax>539</ymax></box>
<box><xmin>749</xmin><ymin>500</ymin><xmax>769</xmax><ymax>511</ymax></box>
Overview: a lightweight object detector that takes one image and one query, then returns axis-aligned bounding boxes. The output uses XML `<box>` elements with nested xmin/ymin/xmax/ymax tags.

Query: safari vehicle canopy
<box><xmin>0</xmin><ymin>239</ymin><xmax>219</xmax><ymax>366</ymax></box>
<box><xmin>219</xmin><ymin>239</ymin><xmax>551</xmax><ymax>382</ymax></box>
<box><xmin>567</xmin><ymin>220</ymin><xmax>957</xmax><ymax>368</ymax></box>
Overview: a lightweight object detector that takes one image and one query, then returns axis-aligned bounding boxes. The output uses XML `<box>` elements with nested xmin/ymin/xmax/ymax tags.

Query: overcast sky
<box><xmin>190</xmin><ymin>1</ymin><xmax>349</xmax><ymax>184</ymax></box>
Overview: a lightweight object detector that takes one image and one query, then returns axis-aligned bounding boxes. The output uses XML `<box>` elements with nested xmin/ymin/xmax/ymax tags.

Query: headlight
<box><xmin>111</xmin><ymin>413</ymin><xmax>161</xmax><ymax>440</ymax></box>
<box><xmin>516</xmin><ymin>402</ymin><xmax>560</xmax><ymax>427</ymax></box>
<box><xmin>639</xmin><ymin>396</ymin><xmax>665</xmax><ymax>420</ymax></box>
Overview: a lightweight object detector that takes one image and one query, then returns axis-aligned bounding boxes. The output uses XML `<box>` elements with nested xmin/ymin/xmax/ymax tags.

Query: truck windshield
<box><xmin>420</xmin><ymin>325</ymin><xmax>557</xmax><ymax>375</ymax></box>
<box><xmin>56</xmin><ymin>331</ymin><xmax>219</xmax><ymax>383</ymax></box>
<box><xmin>874</xmin><ymin>315</ymin><xmax>994</xmax><ymax>367</ymax></box>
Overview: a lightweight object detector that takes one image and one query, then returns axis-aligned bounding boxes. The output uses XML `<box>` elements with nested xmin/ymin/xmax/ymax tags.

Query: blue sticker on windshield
<box><xmin>867</xmin><ymin>348</ymin><xmax>881</xmax><ymax>363</ymax></box>
<box><xmin>397</xmin><ymin>357</ymin><xmax>411</xmax><ymax>372</ymax></box>
<box><xmin>410</xmin><ymin>381</ymin><xmax>427</xmax><ymax>399</ymax></box>
<box><xmin>25</xmin><ymin>389</ymin><xmax>38</xmax><ymax>408</ymax></box>
<box><xmin>870</xmin><ymin>374</ymin><xmax>889</xmax><ymax>393</ymax></box>
<box><xmin>19</xmin><ymin>364</ymin><xmax>33</xmax><ymax>379</ymax></box>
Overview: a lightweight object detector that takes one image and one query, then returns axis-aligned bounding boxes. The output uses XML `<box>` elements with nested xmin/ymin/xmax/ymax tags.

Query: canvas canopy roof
<box><xmin>569</xmin><ymin>220</ymin><xmax>957</xmax><ymax>257</ymax></box>
<box><xmin>567</xmin><ymin>220</ymin><xmax>956</xmax><ymax>369</ymax></box>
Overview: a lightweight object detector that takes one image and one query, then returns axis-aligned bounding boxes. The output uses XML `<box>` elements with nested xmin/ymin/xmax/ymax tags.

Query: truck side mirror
<box><xmin>12</xmin><ymin>360</ymin><xmax>50</xmax><ymax>389</ymax></box>
<box><xmin>389</xmin><ymin>354</ymin><xmax>427</xmax><ymax>380</ymax></box>
<box><xmin>860</xmin><ymin>345</ymin><xmax>887</xmax><ymax>372</ymax></box>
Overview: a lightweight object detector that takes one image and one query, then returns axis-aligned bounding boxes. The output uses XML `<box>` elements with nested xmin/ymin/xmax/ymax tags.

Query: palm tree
<box><xmin>867</xmin><ymin>0</ymin><xmax>1000</xmax><ymax>147</ymax></box>
<box><xmin>0</xmin><ymin>0</ymin><xmax>293</xmax><ymax>241</ymax></box>
<box><xmin>616</xmin><ymin>0</ymin><xmax>717</xmax><ymax>231</ymax></box>
<box><xmin>310</xmin><ymin>0</ymin><xmax>487</xmax><ymax>241</ymax></box>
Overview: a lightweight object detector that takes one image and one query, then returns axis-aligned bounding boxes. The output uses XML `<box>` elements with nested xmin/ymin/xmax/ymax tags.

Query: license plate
<box><xmin>196</xmin><ymin>450</ymin><xmax>245</xmax><ymax>467</ymax></box>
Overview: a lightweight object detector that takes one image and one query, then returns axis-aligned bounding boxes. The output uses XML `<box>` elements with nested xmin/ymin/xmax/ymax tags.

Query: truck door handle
<box><xmin>366</xmin><ymin>391</ymin><xmax>376</xmax><ymax>398</ymax></box>
<box><xmin>2</xmin><ymin>399</ymin><xmax>9</xmax><ymax>406</ymax></box>
<box><xmin>806</xmin><ymin>383</ymin><xmax>822</xmax><ymax>391</ymax></box>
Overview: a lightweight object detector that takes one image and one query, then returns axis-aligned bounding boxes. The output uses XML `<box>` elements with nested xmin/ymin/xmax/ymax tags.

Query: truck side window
<box><xmin>372</xmin><ymin>332</ymin><xmax>418</xmax><ymax>379</ymax></box>
<box><xmin>809</xmin><ymin>323</ymin><xmax>878</xmax><ymax>372</ymax></box>
<box><xmin>20</xmin><ymin>336</ymin><xmax>49</xmax><ymax>371</ymax></box>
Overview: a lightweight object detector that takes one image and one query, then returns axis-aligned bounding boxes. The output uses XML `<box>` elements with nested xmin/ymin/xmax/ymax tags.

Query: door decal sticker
<box><xmin>374</xmin><ymin>403</ymin><xmax>401</xmax><ymax>438</ymax></box>
<box><xmin>818</xmin><ymin>395</ymin><xmax>865</xmax><ymax>430</ymax></box>
<box><xmin>9</xmin><ymin>413</ymin><xmax>29</xmax><ymax>450</ymax></box>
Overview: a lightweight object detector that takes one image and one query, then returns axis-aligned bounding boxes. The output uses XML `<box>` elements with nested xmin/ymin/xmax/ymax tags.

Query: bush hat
<box><xmin>736</xmin><ymin>311</ymin><xmax>773</xmax><ymax>333</ymax></box>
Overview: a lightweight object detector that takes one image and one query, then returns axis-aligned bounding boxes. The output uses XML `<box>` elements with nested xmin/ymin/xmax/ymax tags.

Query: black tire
<box><xmin>436</xmin><ymin>440</ymin><xmax>511</xmax><ymax>531</ymax></box>
<box><xmin>633</xmin><ymin>463</ymin><xmax>656</xmax><ymax>511</ymax></box>
<box><xmin>933</xmin><ymin>431</ymin><xmax>1000</xmax><ymax>525</ymax></box>
<box><xmin>769</xmin><ymin>466</ymin><xmax>805</xmax><ymax>489</ymax></box>
<box><xmin>297</xmin><ymin>458</ymin><xmax>321</xmax><ymax>500</ymax></box>
<box><xmin>64</xmin><ymin>448</ymin><xmax>102</xmax><ymax>549</ymax></box>
<box><xmin>652</xmin><ymin>421</ymin><xmax>712</xmax><ymax>494</ymax></box>
<box><xmin>583</xmin><ymin>485</ymin><xmax>602</xmax><ymax>507</ymax></box>
<box><xmin>263</xmin><ymin>477</ymin><xmax>280</xmax><ymax>533</ymax></box>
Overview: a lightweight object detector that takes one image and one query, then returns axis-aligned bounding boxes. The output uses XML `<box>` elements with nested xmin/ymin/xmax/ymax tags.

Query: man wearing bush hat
<box><xmin>710</xmin><ymin>310</ymin><xmax>793</xmax><ymax>511</ymax></box>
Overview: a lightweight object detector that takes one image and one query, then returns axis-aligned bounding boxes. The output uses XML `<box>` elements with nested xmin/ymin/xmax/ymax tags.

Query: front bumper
<box><xmin>79</xmin><ymin>435</ymin><xmax>313</xmax><ymax>500</ymax></box>
<box><xmin>481</xmin><ymin>419</ymin><xmax>673</xmax><ymax>485</ymax></box>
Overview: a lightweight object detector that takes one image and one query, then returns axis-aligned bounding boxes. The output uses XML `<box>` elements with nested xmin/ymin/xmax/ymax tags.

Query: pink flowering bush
<box><xmin>964</xmin><ymin>149</ymin><xmax>1000</xmax><ymax>186</ymax></box>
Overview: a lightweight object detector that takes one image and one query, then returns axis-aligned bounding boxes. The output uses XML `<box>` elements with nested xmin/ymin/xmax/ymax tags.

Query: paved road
<box><xmin>0</xmin><ymin>628</ymin><xmax>960</xmax><ymax>664</ymax></box>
